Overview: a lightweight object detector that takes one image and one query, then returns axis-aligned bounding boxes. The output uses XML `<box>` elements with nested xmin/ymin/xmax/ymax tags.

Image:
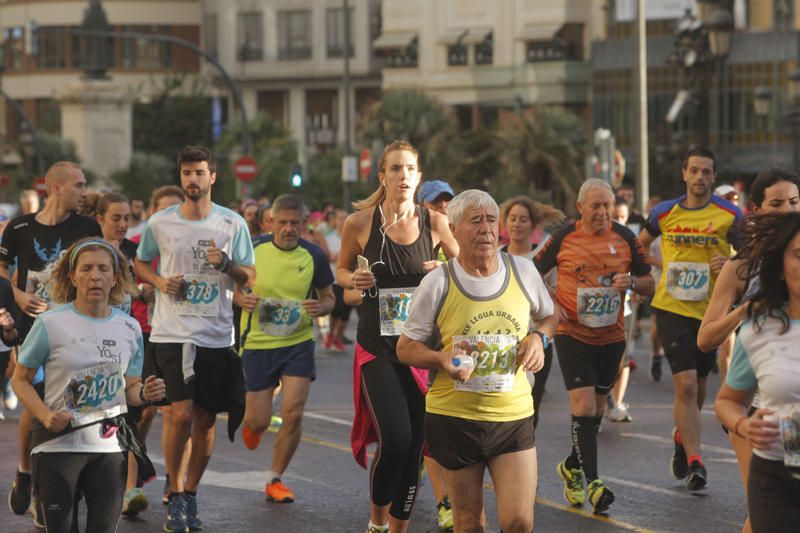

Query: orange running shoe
<box><xmin>242</xmin><ymin>424</ymin><xmax>263</xmax><ymax>450</ymax></box>
<box><xmin>266</xmin><ymin>478</ymin><xmax>295</xmax><ymax>503</ymax></box>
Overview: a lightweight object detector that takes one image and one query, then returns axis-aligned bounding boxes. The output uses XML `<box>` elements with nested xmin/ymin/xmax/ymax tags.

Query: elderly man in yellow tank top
<box><xmin>398</xmin><ymin>190</ymin><xmax>557</xmax><ymax>533</ymax></box>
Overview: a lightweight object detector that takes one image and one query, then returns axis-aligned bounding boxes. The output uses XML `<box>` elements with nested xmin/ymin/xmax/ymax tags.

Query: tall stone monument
<box><xmin>59</xmin><ymin>0</ymin><xmax>132</xmax><ymax>179</ymax></box>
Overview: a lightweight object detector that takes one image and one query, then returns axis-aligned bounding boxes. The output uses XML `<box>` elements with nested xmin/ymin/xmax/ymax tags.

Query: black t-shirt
<box><xmin>0</xmin><ymin>212</ymin><xmax>102</xmax><ymax>335</ymax></box>
<box><xmin>0</xmin><ymin>276</ymin><xmax>19</xmax><ymax>348</ymax></box>
<box><xmin>119</xmin><ymin>238</ymin><xmax>138</xmax><ymax>263</ymax></box>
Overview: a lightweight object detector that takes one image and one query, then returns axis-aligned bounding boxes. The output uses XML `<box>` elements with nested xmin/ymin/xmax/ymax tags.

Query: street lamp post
<box><xmin>705</xmin><ymin>9</ymin><xmax>734</xmax><ymax>59</ymax></box>
<box><xmin>753</xmin><ymin>86</ymin><xmax>772</xmax><ymax>121</ymax></box>
<box><xmin>666</xmin><ymin>6</ymin><xmax>733</xmax><ymax>149</ymax></box>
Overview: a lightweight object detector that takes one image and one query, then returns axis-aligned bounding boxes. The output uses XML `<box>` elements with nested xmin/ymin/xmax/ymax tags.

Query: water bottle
<box><xmin>452</xmin><ymin>356</ymin><xmax>474</xmax><ymax>369</ymax></box>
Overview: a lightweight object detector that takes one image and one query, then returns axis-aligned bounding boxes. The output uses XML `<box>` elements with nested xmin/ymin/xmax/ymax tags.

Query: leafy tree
<box><xmin>214</xmin><ymin>114</ymin><xmax>297</xmax><ymax>204</ymax></box>
<box><xmin>358</xmin><ymin>90</ymin><xmax>459</xmax><ymax>178</ymax></box>
<box><xmin>111</xmin><ymin>152</ymin><xmax>176</xmax><ymax>201</ymax></box>
<box><xmin>132</xmin><ymin>74</ymin><xmax>215</xmax><ymax>160</ymax></box>
<box><xmin>494</xmin><ymin>106</ymin><xmax>587</xmax><ymax>213</ymax></box>
<box><xmin>448</xmin><ymin>128</ymin><xmax>499</xmax><ymax>192</ymax></box>
<box><xmin>304</xmin><ymin>149</ymin><xmax>376</xmax><ymax>211</ymax></box>
<box><xmin>7</xmin><ymin>129</ymin><xmax>83</xmax><ymax>194</ymax></box>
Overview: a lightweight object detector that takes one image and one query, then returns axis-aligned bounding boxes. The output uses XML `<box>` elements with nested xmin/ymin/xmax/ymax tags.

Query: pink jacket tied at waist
<box><xmin>350</xmin><ymin>343</ymin><xmax>429</xmax><ymax>468</ymax></box>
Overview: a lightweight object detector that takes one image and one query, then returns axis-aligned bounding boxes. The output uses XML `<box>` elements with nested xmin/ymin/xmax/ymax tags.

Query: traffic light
<box><xmin>290</xmin><ymin>163</ymin><xmax>303</xmax><ymax>188</ymax></box>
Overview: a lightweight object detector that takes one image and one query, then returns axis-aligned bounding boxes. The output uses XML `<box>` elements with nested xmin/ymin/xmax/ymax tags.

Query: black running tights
<box><xmin>532</xmin><ymin>344</ymin><xmax>554</xmax><ymax>429</ymax></box>
<box><xmin>33</xmin><ymin>451</ymin><xmax>127</xmax><ymax>533</ymax></box>
<box><xmin>361</xmin><ymin>357</ymin><xmax>425</xmax><ymax>521</ymax></box>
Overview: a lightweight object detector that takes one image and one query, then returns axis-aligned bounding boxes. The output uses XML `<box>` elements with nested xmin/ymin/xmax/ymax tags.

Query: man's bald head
<box><xmin>45</xmin><ymin>161</ymin><xmax>83</xmax><ymax>195</ymax></box>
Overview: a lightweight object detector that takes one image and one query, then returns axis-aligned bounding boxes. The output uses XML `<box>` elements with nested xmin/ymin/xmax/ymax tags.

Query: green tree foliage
<box><xmin>111</xmin><ymin>152</ymin><xmax>175</xmax><ymax>201</ymax></box>
<box><xmin>304</xmin><ymin>149</ymin><xmax>376</xmax><ymax>211</ymax></box>
<box><xmin>214</xmin><ymin>114</ymin><xmax>297</xmax><ymax>204</ymax></box>
<box><xmin>494</xmin><ymin>106</ymin><xmax>587</xmax><ymax>213</ymax></box>
<box><xmin>448</xmin><ymin>128</ymin><xmax>500</xmax><ymax>191</ymax></box>
<box><xmin>358</xmin><ymin>90</ymin><xmax>458</xmax><ymax>179</ymax></box>
<box><xmin>9</xmin><ymin>130</ymin><xmax>82</xmax><ymax>192</ymax></box>
<box><xmin>132</xmin><ymin>74</ymin><xmax>214</xmax><ymax>159</ymax></box>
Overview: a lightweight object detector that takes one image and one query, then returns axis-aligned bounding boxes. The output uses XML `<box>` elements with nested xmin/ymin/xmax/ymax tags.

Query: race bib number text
<box><xmin>174</xmin><ymin>274</ymin><xmax>221</xmax><ymax>317</ymax></box>
<box><xmin>666</xmin><ymin>262</ymin><xmax>710</xmax><ymax>301</ymax></box>
<box><xmin>452</xmin><ymin>334</ymin><xmax>518</xmax><ymax>393</ymax></box>
<box><xmin>63</xmin><ymin>362</ymin><xmax>127</xmax><ymax>427</ymax></box>
<box><xmin>577</xmin><ymin>287</ymin><xmax>621</xmax><ymax>328</ymax></box>
<box><xmin>379</xmin><ymin>288</ymin><xmax>415</xmax><ymax>336</ymax></box>
<box><xmin>258</xmin><ymin>298</ymin><xmax>304</xmax><ymax>337</ymax></box>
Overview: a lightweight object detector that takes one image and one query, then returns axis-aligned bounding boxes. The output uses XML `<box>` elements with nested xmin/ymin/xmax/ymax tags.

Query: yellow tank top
<box><xmin>427</xmin><ymin>254</ymin><xmax>534</xmax><ymax>422</ymax></box>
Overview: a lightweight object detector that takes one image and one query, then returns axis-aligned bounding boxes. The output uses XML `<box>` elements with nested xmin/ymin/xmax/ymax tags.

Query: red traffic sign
<box><xmin>359</xmin><ymin>148</ymin><xmax>372</xmax><ymax>180</ymax></box>
<box><xmin>33</xmin><ymin>177</ymin><xmax>47</xmax><ymax>196</ymax></box>
<box><xmin>233</xmin><ymin>156</ymin><xmax>258</xmax><ymax>183</ymax></box>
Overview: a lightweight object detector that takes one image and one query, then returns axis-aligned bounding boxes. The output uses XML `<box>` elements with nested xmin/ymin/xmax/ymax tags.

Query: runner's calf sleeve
<box><xmin>571</xmin><ymin>415</ymin><xmax>600</xmax><ymax>482</ymax></box>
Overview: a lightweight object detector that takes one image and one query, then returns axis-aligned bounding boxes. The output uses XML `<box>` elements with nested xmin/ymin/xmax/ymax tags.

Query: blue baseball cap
<box><xmin>418</xmin><ymin>180</ymin><xmax>455</xmax><ymax>204</ymax></box>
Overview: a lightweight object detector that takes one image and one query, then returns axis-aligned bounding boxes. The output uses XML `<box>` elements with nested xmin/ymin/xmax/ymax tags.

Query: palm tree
<box><xmin>495</xmin><ymin>106</ymin><xmax>587</xmax><ymax>213</ymax></box>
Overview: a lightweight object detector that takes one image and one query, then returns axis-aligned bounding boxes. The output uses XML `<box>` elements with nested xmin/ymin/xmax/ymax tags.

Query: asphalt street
<box><xmin>0</xmin><ymin>318</ymin><xmax>748</xmax><ymax>532</ymax></box>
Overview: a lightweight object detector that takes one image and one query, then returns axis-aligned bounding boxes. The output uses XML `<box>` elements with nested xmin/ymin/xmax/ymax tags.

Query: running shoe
<box><xmin>184</xmin><ymin>492</ymin><xmax>202</xmax><ymax>530</ymax></box>
<box><xmin>367</xmin><ymin>526</ymin><xmax>389</xmax><ymax>533</ymax></box>
<box><xmin>8</xmin><ymin>470</ymin><xmax>31</xmax><ymax>515</ymax></box>
<box><xmin>605</xmin><ymin>403</ymin><xmax>633</xmax><ymax>423</ymax></box>
<box><xmin>122</xmin><ymin>487</ymin><xmax>149</xmax><ymax>517</ymax></box>
<box><xmin>162</xmin><ymin>475</ymin><xmax>171</xmax><ymax>505</ymax></box>
<box><xmin>587</xmin><ymin>479</ymin><xmax>615</xmax><ymax>514</ymax></box>
<box><xmin>628</xmin><ymin>357</ymin><xmax>637</xmax><ymax>370</ymax></box>
<box><xmin>556</xmin><ymin>460</ymin><xmax>585</xmax><ymax>506</ymax></box>
<box><xmin>323</xmin><ymin>332</ymin><xmax>334</xmax><ymax>350</ymax></box>
<box><xmin>164</xmin><ymin>492</ymin><xmax>189</xmax><ymax>533</ymax></box>
<box><xmin>332</xmin><ymin>337</ymin><xmax>345</xmax><ymax>352</ymax></box>
<box><xmin>671</xmin><ymin>428</ymin><xmax>689</xmax><ymax>480</ymax></box>
<box><xmin>268</xmin><ymin>415</ymin><xmax>283</xmax><ymax>433</ymax></box>
<box><xmin>343</xmin><ymin>335</ymin><xmax>354</xmax><ymax>345</ymax></box>
<box><xmin>266</xmin><ymin>478</ymin><xmax>295</xmax><ymax>503</ymax></box>
<box><xmin>242</xmin><ymin>424</ymin><xmax>263</xmax><ymax>450</ymax></box>
<box><xmin>3</xmin><ymin>381</ymin><xmax>17</xmax><ymax>410</ymax></box>
<box><xmin>437</xmin><ymin>496</ymin><xmax>454</xmax><ymax>531</ymax></box>
<box><xmin>685</xmin><ymin>461</ymin><xmax>707</xmax><ymax>492</ymax></box>
<box><xmin>0</xmin><ymin>408</ymin><xmax>4</xmax><ymax>420</ymax></box>
<box><xmin>649</xmin><ymin>355</ymin><xmax>662</xmax><ymax>382</ymax></box>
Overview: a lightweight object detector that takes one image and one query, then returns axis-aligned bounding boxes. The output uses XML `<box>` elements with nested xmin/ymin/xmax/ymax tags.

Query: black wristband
<box><xmin>215</xmin><ymin>252</ymin><xmax>232</xmax><ymax>274</ymax></box>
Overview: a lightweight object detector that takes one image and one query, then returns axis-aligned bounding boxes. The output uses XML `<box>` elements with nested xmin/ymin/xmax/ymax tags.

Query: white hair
<box><xmin>577</xmin><ymin>178</ymin><xmax>614</xmax><ymax>203</ymax></box>
<box><xmin>446</xmin><ymin>190</ymin><xmax>499</xmax><ymax>227</ymax></box>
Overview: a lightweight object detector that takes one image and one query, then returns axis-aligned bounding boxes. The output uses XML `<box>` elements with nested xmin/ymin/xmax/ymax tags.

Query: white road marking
<box><xmin>304</xmin><ymin>411</ymin><xmax>352</xmax><ymax>426</ymax></box>
<box><xmin>620</xmin><ymin>433</ymin><xmax>735</xmax><ymax>456</ymax></box>
<box><xmin>603</xmin><ymin>476</ymin><xmax>693</xmax><ymax>498</ymax></box>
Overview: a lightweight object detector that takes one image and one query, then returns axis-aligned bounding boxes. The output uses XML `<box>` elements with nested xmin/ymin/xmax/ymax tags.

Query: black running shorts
<box><xmin>425</xmin><ymin>413</ymin><xmax>535</xmax><ymax>470</ymax></box>
<box><xmin>554</xmin><ymin>335</ymin><xmax>626</xmax><ymax>394</ymax></box>
<box><xmin>143</xmin><ymin>342</ymin><xmax>233</xmax><ymax>412</ymax></box>
<box><xmin>654</xmin><ymin>309</ymin><xmax>716</xmax><ymax>378</ymax></box>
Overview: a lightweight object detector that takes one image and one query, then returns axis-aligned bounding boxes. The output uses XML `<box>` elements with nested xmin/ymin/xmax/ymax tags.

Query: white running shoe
<box><xmin>606</xmin><ymin>403</ymin><xmax>633</xmax><ymax>422</ymax></box>
<box><xmin>4</xmin><ymin>381</ymin><xmax>18</xmax><ymax>410</ymax></box>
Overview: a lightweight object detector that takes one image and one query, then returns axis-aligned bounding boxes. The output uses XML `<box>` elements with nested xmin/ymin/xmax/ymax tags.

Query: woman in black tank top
<box><xmin>336</xmin><ymin>141</ymin><xmax>457</xmax><ymax>533</ymax></box>
<box><xmin>357</xmin><ymin>204</ymin><xmax>434</xmax><ymax>359</ymax></box>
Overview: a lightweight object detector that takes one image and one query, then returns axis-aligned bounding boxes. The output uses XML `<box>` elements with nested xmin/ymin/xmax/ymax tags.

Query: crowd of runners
<box><xmin>0</xmin><ymin>141</ymin><xmax>797</xmax><ymax>533</ymax></box>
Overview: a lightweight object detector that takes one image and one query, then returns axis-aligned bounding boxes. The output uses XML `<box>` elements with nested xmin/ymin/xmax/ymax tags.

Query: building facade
<box><xmin>202</xmin><ymin>0</ymin><xmax>382</xmax><ymax>165</ymax></box>
<box><xmin>374</xmin><ymin>0</ymin><xmax>605</xmax><ymax>129</ymax></box>
<box><xmin>0</xmin><ymin>0</ymin><xmax>202</xmax><ymax>173</ymax></box>
<box><xmin>592</xmin><ymin>0</ymin><xmax>800</xmax><ymax>186</ymax></box>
